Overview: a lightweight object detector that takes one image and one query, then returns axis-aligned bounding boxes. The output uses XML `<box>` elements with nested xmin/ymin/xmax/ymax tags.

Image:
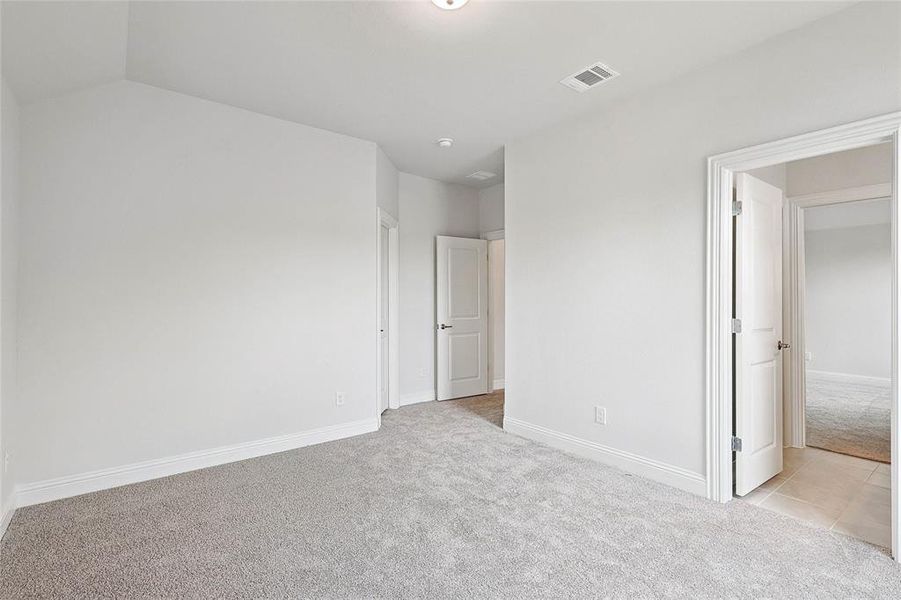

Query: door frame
<box><xmin>482</xmin><ymin>229</ymin><xmax>505</xmax><ymax>392</ymax></box>
<box><xmin>783</xmin><ymin>183</ymin><xmax>894</xmax><ymax>448</ymax></box>
<box><xmin>704</xmin><ymin>111</ymin><xmax>901</xmax><ymax>560</ymax></box>
<box><xmin>377</xmin><ymin>208</ymin><xmax>400</xmax><ymax>415</ymax></box>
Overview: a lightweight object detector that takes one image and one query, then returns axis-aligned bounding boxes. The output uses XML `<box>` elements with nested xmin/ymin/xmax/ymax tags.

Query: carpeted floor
<box><xmin>806</xmin><ymin>371</ymin><xmax>891</xmax><ymax>463</ymax></box>
<box><xmin>2</xmin><ymin>391</ymin><xmax>900</xmax><ymax>599</ymax></box>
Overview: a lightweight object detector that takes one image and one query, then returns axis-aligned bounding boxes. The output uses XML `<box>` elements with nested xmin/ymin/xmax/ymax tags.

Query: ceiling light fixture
<box><xmin>431</xmin><ymin>0</ymin><xmax>468</xmax><ymax>11</ymax></box>
<box><xmin>437</xmin><ymin>138</ymin><xmax>454</xmax><ymax>148</ymax></box>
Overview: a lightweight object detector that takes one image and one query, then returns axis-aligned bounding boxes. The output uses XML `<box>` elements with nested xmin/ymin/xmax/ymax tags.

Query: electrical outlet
<box><xmin>4</xmin><ymin>450</ymin><xmax>10</xmax><ymax>473</ymax></box>
<box><xmin>805</xmin><ymin>351</ymin><xmax>813</xmax><ymax>362</ymax></box>
<box><xmin>594</xmin><ymin>406</ymin><xmax>607</xmax><ymax>425</ymax></box>
<box><xmin>418</xmin><ymin>368</ymin><xmax>428</xmax><ymax>378</ymax></box>
<box><xmin>335</xmin><ymin>392</ymin><xmax>346</xmax><ymax>407</ymax></box>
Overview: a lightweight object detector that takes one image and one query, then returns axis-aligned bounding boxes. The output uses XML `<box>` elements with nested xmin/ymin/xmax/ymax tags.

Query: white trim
<box><xmin>487</xmin><ymin>238</ymin><xmax>504</xmax><ymax>396</ymax></box>
<box><xmin>379</xmin><ymin>209</ymin><xmax>398</xmax><ymax>229</ymax></box>
<box><xmin>783</xmin><ymin>184</ymin><xmax>893</xmax><ymax>447</ymax></box>
<box><xmin>481</xmin><ymin>229</ymin><xmax>504</xmax><ymax>241</ymax></box>
<box><xmin>504</xmin><ymin>417</ymin><xmax>706</xmax><ymax>496</ymax></box>
<box><xmin>807</xmin><ymin>369</ymin><xmax>892</xmax><ymax>386</ymax></box>
<box><xmin>15</xmin><ymin>417</ymin><xmax>379</xmax><ymax>508</ymax></box>
<box><xmin>705</xmin><ymin>111</ymin><xmax>901</xmax><ymax>561</ymax></box>
<box><xmin>784</xmin><ymin>197</ymin><xmax>806</xmax><ymax>447</ymax></box>
<box><xmin>0</xmin><ymin>505</ymin><xmax>14</xmax><ymax>541</ymax></box>
<box><xmin>377</xmin><ymin>208</ymin><xmax>400</xmax><ymax>411</ymax></box>
<box><xmin>789</xmin><ymin>183</ymin><xmax>893</xmax><ymax>209</ymax></box>
<box><xmin>399</xmin><ymin>390</ymin><xmax>436</xmax><ymax>406</ymax></box>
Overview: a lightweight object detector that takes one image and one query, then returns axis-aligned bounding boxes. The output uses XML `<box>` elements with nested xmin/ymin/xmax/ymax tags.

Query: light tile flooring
<box><xmin>738</xmin><ymin>446</ymin><xmax>891</xmax><ymax>549</ymax></box>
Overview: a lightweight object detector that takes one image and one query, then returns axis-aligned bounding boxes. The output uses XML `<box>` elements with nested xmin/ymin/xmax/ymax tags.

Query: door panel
<box><xmin>735</xmin><ymin>172</ymin><xmax>784</xmax><ymax>496</ymax></box>
<box><xmin>437</xmin><ymin>236</ymin><xmax>488</xmax><ymax>400</ymax></box>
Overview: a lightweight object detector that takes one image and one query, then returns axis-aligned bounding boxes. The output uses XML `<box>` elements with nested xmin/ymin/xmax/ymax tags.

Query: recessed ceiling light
<box><xmin>431</xmin><ymin>0</ymin><xmax>468</xmax><ymax>11</ymax></box>
<box><xmin>437</xmin><ymin>138</ymin><xmax>454</xmax><ymax>148</ymax></box>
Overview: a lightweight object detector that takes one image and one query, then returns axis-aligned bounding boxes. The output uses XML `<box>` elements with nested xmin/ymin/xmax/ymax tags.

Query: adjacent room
<box><xmin>1</xmin><ymin>1</ymin><xmax>900</xmax><ymax>597</ymax></box>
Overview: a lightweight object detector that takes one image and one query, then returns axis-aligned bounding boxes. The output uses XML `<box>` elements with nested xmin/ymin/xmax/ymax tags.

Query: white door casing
<box><xmin>735</xmin><ymin>173</ymin><xmax>785</xmax><ymax>496</ymax></box>
<box><xmin>436</xmin><ymin>235</ymin><xmax>489</xmax><ymax>401</ymax></box>
<box><xmin>379</xmin><ymin>224</ymin><xmax>389</xmax><ymax>413</ymax></box>
<box><xmin>376</xmin><ymin>208</ymin><xmax>399</xmax><ymax>413</ymax></box>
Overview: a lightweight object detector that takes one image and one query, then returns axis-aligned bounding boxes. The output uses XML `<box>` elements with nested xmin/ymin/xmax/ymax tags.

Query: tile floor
<box><xmin>737</xmin><ymin>446</ymin><xmax>891</xmax><ymax>549</ymax></box>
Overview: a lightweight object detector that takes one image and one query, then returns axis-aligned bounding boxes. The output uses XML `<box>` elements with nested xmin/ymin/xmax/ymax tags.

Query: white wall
<box><xmin>746</xmin><ymin>163</ymin><xmax>786</xmax><ymax>190</ymax></box>
<box><xmin>398</xmin><ymin>173</ymin><xmax>479</xmax><ymax>403</ymax></box>
<box><xmin>376</xmin><ymin>146</ymin><xmax>399</xmax><ymax>220</ymax></box>
<box><xmin>504</xmin><ymin>2</ymin><xmax>900</xmax><ymax>488</ymax></box>
<box><xmin>18</xmin><ymin>81</ymin><xmax>379</xmax><ymax>485</ymax></box>
<box><xmin>805</xmin><ymin>215</ymin><xmax>890</xmax><ymax>379</ymax></box>
<box><xmin>489</xmin><ymin>239</ymin><xmax>505</xmax><ymax>389</ymax></box>
<box><xmin>787</xmin><ymin>143</ymin><xmax>893</xmax><ymax>197</ymax></box>
<box><xmin>0</xmin><ymin>78</ymin><xmax>20</xmax><ymax>518</ymax></box>
<box><xmin>479</xmin><ymin>183</ymin><xmax>504</xmax><ymax>234</ymax></box>
<box><xmin>805</xmin><ymin>197</ymin><xmax>890</xmax><ymax>231</ymax></box>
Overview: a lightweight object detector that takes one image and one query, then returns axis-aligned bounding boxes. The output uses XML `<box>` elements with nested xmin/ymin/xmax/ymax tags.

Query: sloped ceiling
<box><xmin>2</xmin><ymin>1</ymin><xmax>854</xmax><ymax>187</ymax></box>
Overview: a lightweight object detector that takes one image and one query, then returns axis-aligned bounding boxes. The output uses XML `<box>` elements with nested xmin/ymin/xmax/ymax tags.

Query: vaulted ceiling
<box><xmin>2</xmin><ymin>1</ymin><xmax>853</xmax><ymax>187</ymax></box>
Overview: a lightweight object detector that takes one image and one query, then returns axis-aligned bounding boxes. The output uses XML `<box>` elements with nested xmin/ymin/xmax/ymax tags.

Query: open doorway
<box><xmin>731</xmin><ymin>143</ymin><xmax>893</xmax><ymax>549</ymax></box>
<box><xmin>433</xmin><ymin>229</ymin><xmax>505</xmax><ymax>427</ymax></box>
<box><xmin>802</xmin><ymin>190</ymin><xmax>891</xmax><ymax>465</ymax></box>
<box><xmin>377</xmin><ymin>208</ymin><xmax>399</xmax><ymax>416</ymax></box>
<box><xmin>706</xmin><ymin>113</ymin><xmax>901</xmax><ymax>560</ymax></box>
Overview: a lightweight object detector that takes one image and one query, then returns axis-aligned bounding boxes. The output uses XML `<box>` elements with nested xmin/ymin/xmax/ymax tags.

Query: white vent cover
<box><xmin>560</xmin><ymin>62</ymin><xmax>619</xmax><ymax>93</ymax></box>
<box><xmin>467</xmin><ymin>171</ymin><xmax>496</xmax><ymax>181</ymax></box>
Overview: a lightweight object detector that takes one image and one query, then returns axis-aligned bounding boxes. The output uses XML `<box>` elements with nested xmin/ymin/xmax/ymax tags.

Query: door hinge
<box><xmin>732</xmin><ymin>201</ymin><xmax>743</xmax><ymax>216</ymax></box>
<box><xmin>731</xmin><ymin>436</ymin><xmax>743</xmax><ymax>452</ymax></box>
<box><xmin>731</xmin><ymin>318</ymin><xmax>742</xmax><ymax>334</ymax></box>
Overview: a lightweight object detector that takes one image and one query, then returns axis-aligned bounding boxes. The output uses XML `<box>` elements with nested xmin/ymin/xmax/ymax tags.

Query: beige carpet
<box><xmin>806</xmin><ymin>372</ymin><xmax>891</xmax><ymax>463</ymax></box>
<box><xmin>2</xmin><ymin>391</ymin><xmax>900</xmax><ymax>598</ymax></box>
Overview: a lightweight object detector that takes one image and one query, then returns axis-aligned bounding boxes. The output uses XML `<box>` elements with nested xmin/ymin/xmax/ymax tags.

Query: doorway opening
<box><xmin>377</xmin><ymin>208</ymin><xmax>399</xmax><ymax>417</ymax></box>
<box><xmin>434</xmin><ymin>230</ymin><xmax>505</xmax><ymax>427</ymax></box>
<box><xmin>732</xmin><ymin>143</ymin><xmax>893</xmax><ymax>549</ymax></box>
<box><xmin>706</xmin><ymin>112</ymin><xmax>901</xmax><ymax>560</ymax></box>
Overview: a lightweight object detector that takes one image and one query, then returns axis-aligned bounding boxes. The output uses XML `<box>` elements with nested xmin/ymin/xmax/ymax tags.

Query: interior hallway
<box><xmin>3</xmin><ymin>393</ymin><xmax>898</xmax><ymax>598</ymax></box>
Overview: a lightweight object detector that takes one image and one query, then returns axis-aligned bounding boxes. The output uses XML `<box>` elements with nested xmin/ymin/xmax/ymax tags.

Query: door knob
<box><xmin>777</xmin><ymin>340</ymin><xmax>791</xmax><ymax>350</ymax></box>
<box><xmin>439</xmin><ymin>324</ymin><xmax>453</xmax><ymax>330</ymax></box>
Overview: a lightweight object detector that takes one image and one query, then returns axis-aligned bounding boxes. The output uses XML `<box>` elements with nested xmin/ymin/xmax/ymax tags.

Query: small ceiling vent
<box><xmin>467</xmin><ymin>171</ymin><xmax>496</xmax><ymax>181</ymax></box>
<box><xmin>560</xmin><ymin>62</ymin><xmax>619</xmax><ymax>93</ymax></box>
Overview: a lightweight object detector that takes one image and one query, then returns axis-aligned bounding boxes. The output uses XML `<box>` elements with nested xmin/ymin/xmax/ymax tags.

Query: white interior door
<box><xmin>436</xmin><ymin>235</ymin><xmax>488</xmax><ymax>401</ymax></box>
<box><xmin>378</xmin><ymin>224</ymin><xmax>389</xmax><ymax>413</ymax></box>
<box><xmin>735</xmin><ymin>173</ymin><xmax>785</xmax><ymax>496</ymax></box>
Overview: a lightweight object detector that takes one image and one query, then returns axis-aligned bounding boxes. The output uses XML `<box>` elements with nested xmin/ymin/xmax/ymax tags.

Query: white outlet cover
<box><xmin>335</xmin><ymin>392</ymin><xmax>346</xmax><ymax>406</ymax></box>
<box><xmin>805</xmin><ymin>352</ymin><xmax>812</xmax><ymax>362</ymax></box>
<box><xmin>595</xmin><ymin>406</ymin><xmax>606</xmax><ymax>425</ymax></box>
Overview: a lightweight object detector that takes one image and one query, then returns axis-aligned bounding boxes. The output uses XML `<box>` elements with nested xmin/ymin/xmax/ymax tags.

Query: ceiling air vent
<box><xmin>560</xmin><ymin>62</ymin><xmax>619</xmax><ymax>93</ymax></box>
<box><xmin>467</xmin><ymin>171</ymin><xmax>496</xmax><ymax>181</ymax></box>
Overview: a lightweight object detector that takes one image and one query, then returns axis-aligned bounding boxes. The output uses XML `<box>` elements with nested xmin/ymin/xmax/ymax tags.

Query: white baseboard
<box><xmin>15</xmin><ymin>417</ymin><xmax>379</xmax><ymax>508</ymax></box>
<box><xmin>399</xmin><ymin>390</ymin><xmax>435</xmax><ymax>406</ymax></box>
<box><xmin>0</xmin><ymin>504</ymin><xmax>14</xmax><ymax>541</ymax></box>
<box><xmin>503</xmin><ymin>416</ymin><xmax>706</xmax><ymax>496</ymax></box>
<box><xmin>492</xmin><ymin>379</ymin><xmax>505</xmax><ymax>390</ymax></box>
<box><xmin>807</xmin><ymin>369</ymin><xmax>891</xmax><ymax>385</ymax></box>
